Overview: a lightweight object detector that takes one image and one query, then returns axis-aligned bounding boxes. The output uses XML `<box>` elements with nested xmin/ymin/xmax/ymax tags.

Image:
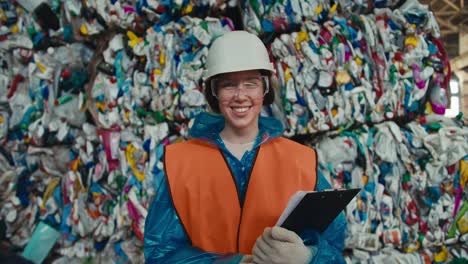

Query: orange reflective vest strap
<box><xmin>165</xmin><ymin>139</ymin><xmax>240</xmax><ymax>254</ymax></box>
<box><xmin>238</xmin><ymin>137</ymin><xmax>317</xmax><ymax>253</ymax></box>
<box><xmin>164</xmin><ymin>137</ymin><xmax>318</xmax><ymax>255</ymax></box>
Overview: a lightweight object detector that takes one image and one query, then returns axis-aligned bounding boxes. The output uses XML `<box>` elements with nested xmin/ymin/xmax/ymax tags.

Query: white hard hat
<box><xmin>203</xmin><ymin>31</ymin><xmax>275</xmax><ymax>81</ymax></box>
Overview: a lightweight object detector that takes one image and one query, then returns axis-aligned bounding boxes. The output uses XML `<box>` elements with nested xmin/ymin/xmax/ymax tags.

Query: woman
<box><xmin>144</xmin><ymin>31</ymin><xmax>346</xmax><ymax>264</ymax></box>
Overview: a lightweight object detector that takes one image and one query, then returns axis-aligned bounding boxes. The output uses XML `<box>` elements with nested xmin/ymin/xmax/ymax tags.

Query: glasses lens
<box><xmin>211</xmin><ymin>76</ymin><xmax>269</xmax><ymax>99</ymax></box>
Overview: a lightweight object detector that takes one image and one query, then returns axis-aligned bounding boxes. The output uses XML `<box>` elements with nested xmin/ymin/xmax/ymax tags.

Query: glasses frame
<box><xmin>210</xmin><ymin>75</ymin><xmax>270</xmax><ymax>100</ymax></box>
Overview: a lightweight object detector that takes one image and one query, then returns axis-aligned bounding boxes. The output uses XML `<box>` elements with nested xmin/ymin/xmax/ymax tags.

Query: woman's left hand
<box><xmin>252</xmin><ymin>227</ymin><xmax>312</xmax><ymax>264</ymax></box>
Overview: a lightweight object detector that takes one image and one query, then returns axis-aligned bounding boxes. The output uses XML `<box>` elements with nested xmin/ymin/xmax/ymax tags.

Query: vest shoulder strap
<box><xmin>273</xmin><ymin>137</ymin><xmax>318</xmax><ymax>165</ymax></box>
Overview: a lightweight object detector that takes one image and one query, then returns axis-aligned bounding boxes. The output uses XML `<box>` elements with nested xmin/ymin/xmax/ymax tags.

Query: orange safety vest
<box><xmin>164</xmin><ymin>137</ymin><xmax>317</xmax><ymax>254</ymax></box>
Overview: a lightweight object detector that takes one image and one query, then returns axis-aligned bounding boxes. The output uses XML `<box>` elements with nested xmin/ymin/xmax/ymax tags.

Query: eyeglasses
<box><xmin>211</xmin><ymin>76</ymin><xmax>269</xmax><ymax>99</ymax></box>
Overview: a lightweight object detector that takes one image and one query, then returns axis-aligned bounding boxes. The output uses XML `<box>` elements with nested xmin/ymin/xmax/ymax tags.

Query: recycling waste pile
<box><xmin>313</xmin><ymin>115</ymin><xmax>468</xmax><ymax>263</ymax></box>
<box><xmin>0</xmin><ymin>0</ymin><xmax>467</xmax><ymax>263</ymax></box>
<box><xmin>245</xmin><ymin>0</ymin><xmax>450</xmax><ymax>135</ymax></box>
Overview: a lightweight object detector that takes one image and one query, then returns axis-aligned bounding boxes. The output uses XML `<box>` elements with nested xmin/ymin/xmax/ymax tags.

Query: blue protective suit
<box><xmin>144</xmin><ymin>112</ymin><xmax>347</xmax><ymax>263</ymax></box>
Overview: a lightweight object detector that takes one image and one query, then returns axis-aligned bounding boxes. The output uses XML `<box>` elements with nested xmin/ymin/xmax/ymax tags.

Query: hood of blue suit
<box><xmin>188</xmin><ymin>112</ymin><xmax>285</xmax><ymax>144</ymax></box>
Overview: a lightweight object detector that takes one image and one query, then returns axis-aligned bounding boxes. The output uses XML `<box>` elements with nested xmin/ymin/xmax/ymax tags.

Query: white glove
<box><xmin>252</xmin><ymin>227</ymin><xmax>313</xmax><ymax>264</ymax></box>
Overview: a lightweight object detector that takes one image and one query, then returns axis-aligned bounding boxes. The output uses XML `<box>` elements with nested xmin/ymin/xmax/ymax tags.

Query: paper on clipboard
<box><xmin>276</xmin><ymin>191</ymin><xmax>307</xmax><ymax>226</ymax></box>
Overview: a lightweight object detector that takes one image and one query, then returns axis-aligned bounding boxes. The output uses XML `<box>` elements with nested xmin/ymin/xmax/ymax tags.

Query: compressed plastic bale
<box><xmin>63</xmin><ymin>0</ymin><xmax>234</xmax><ymax>36</ymax></box>
<box><xmin>311</xmin><ymin>114</ymin><xmax>467</xmax><ymax>260</ymax></box>
<box><xmin>85</xmin><ymin>16</ymin><xmax>234</xmax><ymax>132</ymax></box>
<box><xmin>1</xmin><ymin>0</ymin><xmax>466</xmax><ymax>262</ymax></box>
<box><xmin>261</xmin><ymin>1</ymin><xmax>449</xmax><ymax>135</ymax></box>
<box><xmin>241</xmin><ymin>0</ymin><xmax>338</xmax><ymax>34</ymax></box>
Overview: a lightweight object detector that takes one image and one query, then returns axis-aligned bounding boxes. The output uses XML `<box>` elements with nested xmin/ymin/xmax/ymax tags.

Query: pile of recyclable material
<box><xmin>313</xmin><ymin>115</ymin><xmax>467</xmax><ymax>262</ymax></box>
<box><xmin>265</xmin><ymin>0</ymin><xmax>449</xmax><ymax>136</ymax></box>
<box><xmin>1</xmin><ymin>0</ymin><xmax>233</xmax><ymax>260</ymax></box>
<box><xmin>0</xmin><ymin>0</ymin><xmax>466</xmax><ymax>262</ymax></box>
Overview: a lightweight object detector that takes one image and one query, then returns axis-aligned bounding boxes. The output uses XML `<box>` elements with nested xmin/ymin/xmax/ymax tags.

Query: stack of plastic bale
<box><xmin>0</xmin><ymin>8</ymin><xmax>95</xmax><ymax>251</ymax></box>
<box><xmin>244</xmin><ymin>0</ymin><xmax>450</xmax><ymax>136</ymax></box>
<box><xmin>240</xmin><ymin>0</ymin><xmax>412</xmax><ymax>34</ymax></box>
<box><xmin>1</xmin><ymin>0</ymin><xmax>234</xmax><ymax>262</ymax></box>
<box><xmin>85</xmin><ymin>15</ymin><xmax>234</xmax><ymax>139</ymax></box>
<box><xmin>1</xmin><ymin>0</ymin><xmax>465</xmax><ymax>263</ymax></box>
<box><xmin>241</xmin><ymin>0</ymin><xmax>340</xmax><ymax>34</ymax></box>
<box><xmin>313</xmin><ymin>114</ymin><xmax>467</xmax><ymax>262</ymax></box>
<box><xmin>64</xmin><ymin>0</ymin><xmax>236</xmax><ymax>37</ymax></box>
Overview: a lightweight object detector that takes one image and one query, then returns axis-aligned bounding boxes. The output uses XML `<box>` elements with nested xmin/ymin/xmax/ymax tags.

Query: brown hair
<box><xmin>203</xmin><ymin>70</ymin><xmax>276</xmax><ymax>113</ymax></box>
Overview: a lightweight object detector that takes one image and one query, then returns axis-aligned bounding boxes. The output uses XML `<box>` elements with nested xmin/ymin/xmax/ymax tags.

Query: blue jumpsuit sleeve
<box><xmin>300</xmin><ymin>169</ymin><xmax>347</xmax><ymax>264</ymax></box>
<box><xmin>143</xmin><ymin>158</ymin><xmax>245</xmax><ymax>264</ymax></box>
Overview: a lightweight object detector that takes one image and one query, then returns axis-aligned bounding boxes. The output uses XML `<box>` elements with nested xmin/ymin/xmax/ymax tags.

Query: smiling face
<box><xmin>214</xmin><ymin>70</ymin><xmax>265</xmax><ymax>133</ymax></box>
